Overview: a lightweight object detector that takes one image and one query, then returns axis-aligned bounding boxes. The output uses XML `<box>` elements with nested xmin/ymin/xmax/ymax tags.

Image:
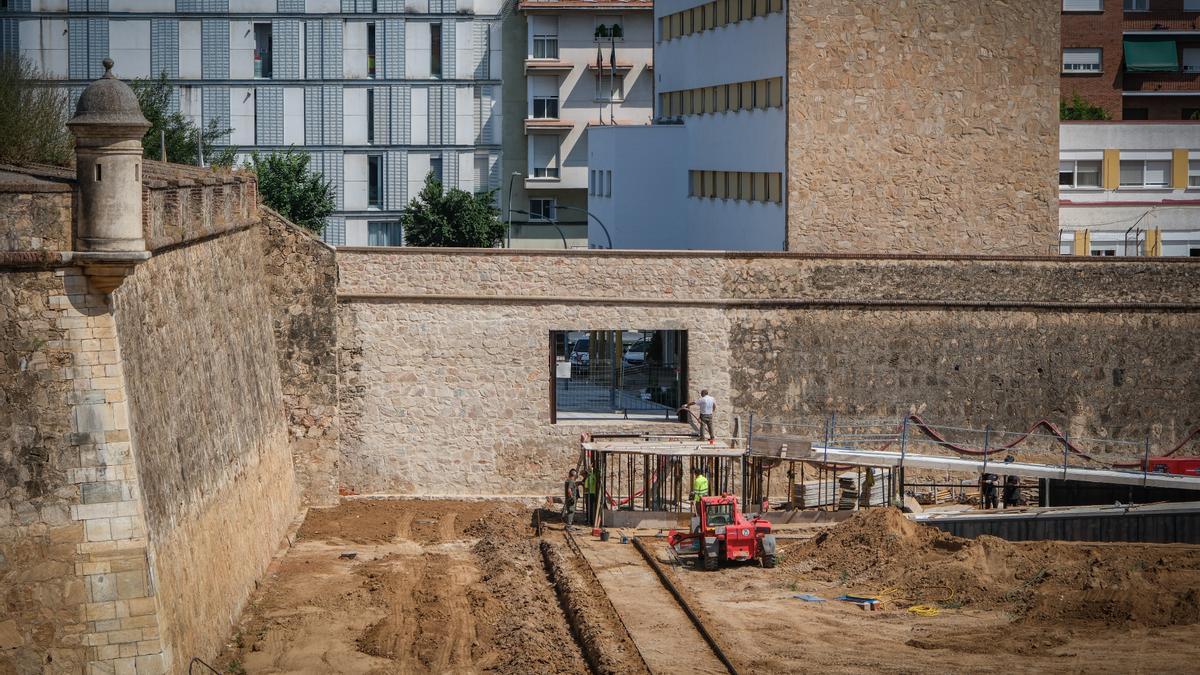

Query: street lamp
<box><xmin>506</xmin><ymin>171</ymin><xmax>522</xmax><ymax>248</ymax></box>
<box><xmin>553</xmin><ymin>204</ymin><xmax>613</xmax><ymax>249</ymax></box>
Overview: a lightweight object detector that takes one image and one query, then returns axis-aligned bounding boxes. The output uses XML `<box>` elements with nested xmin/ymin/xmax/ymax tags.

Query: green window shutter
<box><xmin>1124</xmin><ymin>38</ymin><xmax>1178</xmax><ymax>72</ymax></box>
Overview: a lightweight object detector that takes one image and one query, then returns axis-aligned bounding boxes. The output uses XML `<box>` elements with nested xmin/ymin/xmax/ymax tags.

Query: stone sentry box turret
<box><xmin>67</xmin><ymin>58</ymin><xmax>152</xmax><ymax>292</ymax></box>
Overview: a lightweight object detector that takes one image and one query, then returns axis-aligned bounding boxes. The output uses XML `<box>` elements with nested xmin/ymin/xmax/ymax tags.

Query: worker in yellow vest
<box><xmin>584</xmin><ymin>465</ymin><xmax>598</xmax><ymax>526</ymax></box>
<box><xmin>691</xmin><ymin>467</ymin><xmax>710</xmax><ymax>505</ymax></box>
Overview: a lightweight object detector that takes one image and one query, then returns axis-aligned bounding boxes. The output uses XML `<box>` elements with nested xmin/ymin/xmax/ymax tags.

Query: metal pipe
<box><xmin>508</xmin><ymin>208</ymin><xmax>569</xmax><ymax>249</ymax></box>
<box><xmin>553</xmin><ymin>204</ymin><xmax>613</xmax><ymax>249</ymax></box>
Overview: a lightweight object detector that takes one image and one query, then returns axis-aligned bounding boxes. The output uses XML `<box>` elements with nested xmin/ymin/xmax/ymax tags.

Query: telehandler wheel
<box><xmin>761</xmin><ymin>554</ymin><xmax>778</xmax><ymax>569</ymax></box>
<box><xmin>702</xmin><ymin>553</ymin><xmax>719</xmax><ymax>571</ymax></box>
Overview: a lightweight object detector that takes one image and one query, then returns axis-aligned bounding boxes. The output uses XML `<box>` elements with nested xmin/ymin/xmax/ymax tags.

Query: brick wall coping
<box><xmin>336</xmin><ymin>246</ymin><xmax>1200</xmax><ymax>264</ymax></box>
<box><xmin>337</xmin><ymin>292</ymin><xmax>1200</xmax><ymax>311</ymax></box>
<box><xmin>0</xmin><ymin>161</ymin><xmax>253</xmax><ymax>190</ymax></box>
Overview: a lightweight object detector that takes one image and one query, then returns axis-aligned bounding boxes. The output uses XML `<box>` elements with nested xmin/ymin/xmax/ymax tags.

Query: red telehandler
<box><xmin>667</xmin><ymin>495</ymin><xmax>778</xmax><ymax>571</ymax></box>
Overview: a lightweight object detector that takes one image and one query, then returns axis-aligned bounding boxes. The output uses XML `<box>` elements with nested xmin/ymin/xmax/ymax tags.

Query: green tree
<box><xmin>401</xmin><ymin>172</ymin><xmax>504</xmax><ymax>247</ymax></box>
<box><xmin>247</xmin><ymin>149</ymin><xmax>335</xmax><ymax>234</ymax></box>
<box><xmin>1060</xmin><ymin>93</ymin><xmax>1111</xmax><ymax>121</ymax></box>
<box><xmin>0</xmin><ymin>56</ymin><xmax>73</xmax><ymax>166</ymax></box>
<box><xmin>131</xmin><ymin>71</ymin><xmax>235</xmax><ymax>166</ymax></box>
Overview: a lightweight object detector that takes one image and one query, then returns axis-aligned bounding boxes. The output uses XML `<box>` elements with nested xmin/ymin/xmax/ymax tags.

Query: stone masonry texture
<box><xmin>1</xmin><ymin>162</ymin><xmax>309</xmax><ymax>673</ymax></box>
<box><xmin>337</xmin><ymin>249</ymin><xmax>1200</xmax><ymax>496</ymax></box>
<box><xmin>785</xmin><ymin>0</ymin><xmax>1060</xmax><ymax>253</ymax></box>
<box><xmin>262</xmin><ymin>208</ymin><xmax>340</xmax><ymax>507</ymax></box>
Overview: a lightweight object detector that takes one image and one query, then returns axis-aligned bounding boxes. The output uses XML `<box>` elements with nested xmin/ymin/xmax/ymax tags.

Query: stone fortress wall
<box><xmin>336</xmin><ymin>248</ymin><xmax>1200</xmax><ymax>496</ymax></box>
<box><xmin>785</xmin><ymin>0</ymin><xmax>1061</xmax><ymax>254</ymax></box>
<box><xmin>0</xmin><ymin>163</ymin><xmax>335</xmax><ymax>674</ymax></box>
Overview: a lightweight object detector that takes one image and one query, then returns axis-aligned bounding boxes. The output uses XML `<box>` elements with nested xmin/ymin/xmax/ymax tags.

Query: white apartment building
<box><xmin>588</xmin><ymin>0</ymin><xmax>785</xmax><ymax>250</ymax></box>
<box><xmin>1060</xmin><ymin>122</ymin><xmax>1200</xmax><ymax>256</ymax></box>
<box><xmin>500</xmin><ymin>0</ymin><xmax>652</xmax><ymax>249</ymax></box>
<box><xmin>3</xmin><ymin>0</ymin><xmax>504</xmax><ymax>247</ymax></box>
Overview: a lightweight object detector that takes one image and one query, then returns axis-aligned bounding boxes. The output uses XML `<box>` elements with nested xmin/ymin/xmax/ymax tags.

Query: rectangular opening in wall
<box><xmin>367</xmin><ymin>88</ymin><xmax>375</xmax><ymax>144</ymax></box>
<box><xmin>367</xmin><ymin>22</ymin><xmax>376</xmax><ymax>78</ymax></box>
<box><xmin>368</xmin><ymin>154</ymin><xmax>382</xmax><ymax>207</ymax></box>
<box><xmin>551</xmin><ymin>329</ymin><xmax>687</xmax><ymax>422</ymax></box>
<box><xmin>254</xmin><ymin>23</ymin><xmax>273</xmax><ymax>79</ymax></box>
<box><xmin>429</xmin><ymin>156</ymin><xmax>443</xmax><ymax>184</ymax></box>
<box><xmin>430</xmin><ymin>22</ymin><xmax>442</xmax><ymax>79</ymax></box>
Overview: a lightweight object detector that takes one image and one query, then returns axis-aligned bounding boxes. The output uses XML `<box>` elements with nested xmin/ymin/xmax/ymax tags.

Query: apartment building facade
<box><xmin>587</xmin><ymin>0</ymin><xmax>786</xmax><ymax>250</ymax></box>
<box><xmin>1060</xmin><ymin>121</ymin><xmax>1200</xmax><ymax>255</ymax></box>
<box><xmin>3</xmin><ymin>0</ymin><xmax>504</xmax><ymax>247</ymax></box>
<box><xmin>499</xmin><ymin>0</ymin><xmax>652</xmax><ymax>249</ymax></box>
<box><xmin>1063</xmin><ymin>0</ymin><xmax>1200</xmax><ymax>119</ymax></box>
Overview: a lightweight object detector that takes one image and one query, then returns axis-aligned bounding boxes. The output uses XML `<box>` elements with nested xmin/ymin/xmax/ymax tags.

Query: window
<box><xmin>367</xmin><ymin>23</ymin><xmax>376</xmax><ymax>78</ymax></box>
<box><xmin>367</xmin><ymin>155</ymin><xmax>382</xmax><ymax>208</ymax></box>
<box><xmin>1092</xmin><ymin>249</ymin><xmax>1117</xmax><ymax>256</ymax></box>
<box><xmin>368</xmin><ymin>221</ymin><xmax>403</xmax><ymax>246</ymax></box>
<box><xmin>530</xmin><ymin>198</ymin><xmax>556</xmax><ymax>220</ymax></box>
<box><xmin>1183</xmin><ymin>108</ymin><xmax>1200</xmax><ymax>120</ymax></box>
<box><xmin>1187</xmin><ymin>0</ymin><xmax>1200</xmax><ymax>9</ymax></box>
<box><xmin>1063</xmin><ymin>48</ymin><xmax>1102</xmax><ymax>73</ymax></box>
<box><xmin>254</xmin><ymin>23</ymin><xmax>273</xmax><ymax>79</ymax></box>
<box><xmin>551</xmin><ymin>329</ymin><xmax>686</xmax><ymax>422</ymax></box>
<box><xmin>1063</xmin><ymin>0</ymin><xmax>1102</xmax><ymax>9</ymax></box>
<box><xmin>1183</xmin><ymin>48</ymin><xmax>1200</xmax><ymax>72</ymax></box>
<box><xmin>1123</xmin><ymin>107</ymin><xmax>1149</xmax><ymax>120</ymax></box>
<box><xmin>367</xmin><ymin>89</ymin><xmax>375</xmax><ymax>144</ymax></box>
<box><xmin>429</xmin><ymin>156</ymin><xmax>443</xmax><ymax>184</ymax></box>
<box><xmin>596</xmin><ymin>73</ymin><xmax>625</xmax><ymax>102</ymax></box>
<box><xmin>1120</xmin><ymin>159</ymin><xmax>1171</xmax><ymax>187</ymax></box>
<box><xmin>605</xmin><ymin>170</ymin><xmax>612</xmax><ymax>196</ymax></box>
<box><xmin>1189</xmin><ymin>159</ymin><xmax>1200</xmax><ymax>188</ymax></box>
<box><xmin>689</xmin><ymin>170</ymin><xmax>782</xmax><ymax>202</ymax></box>
<box><xmin>1124</xmin><ymin>0</ymin><xmax>1148</xmax><ymax>9</ymax></box>
<box><xmin>533</xmin><ymin>95</ymin><xmax>559</xmax><ymax>118</ymax></box>
<box><xmin>1059</xmin><ymin>159</ymin><xmax>1102</xmax><ymax>188</ymax></box>
<box><xmin>531</xmin><ymin>135</ymin><xmax>559</xmax><ymax>178</ymax></box>
<box><xmin>589</xmin><ymin>170</ymin><xmax>596</xmax><ymax>195</ymax></box>
<box><xmin>431</xmin><ymin>22</ymin><xmax>442</xmax><ymax>78</ymax></box>
<box><xmin>533</xmin><ymin>33</ymin><xmax>559</xmax><ymax>58</ymax></box>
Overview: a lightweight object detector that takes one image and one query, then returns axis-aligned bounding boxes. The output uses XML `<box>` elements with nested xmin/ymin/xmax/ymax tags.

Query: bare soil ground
<box><xmin>653</xmin><ymin>508</ymin><xmax>1200</xmax><ymax>674</ymax></box>
<box><xmin>215</xmin><ymin>500</ymin><xmax>588</xmax><ymax>674</ymax></box>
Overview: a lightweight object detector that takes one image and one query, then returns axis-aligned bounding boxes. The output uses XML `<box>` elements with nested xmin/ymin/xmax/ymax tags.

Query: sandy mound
<box><xmin>786</xmin><ymin>508</ymin><xmax>1200</xmax><ymax>628</ymax></box>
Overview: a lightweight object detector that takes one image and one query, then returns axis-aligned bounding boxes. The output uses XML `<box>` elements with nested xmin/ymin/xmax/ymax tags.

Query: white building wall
<box><xmin>19</xmin><ymin>19</ymin><xmax>68</xmax><ymax>78</ymax></box>
<box><xmin>344</xmin><ymin>21</ymin><xmax>368</xmax><ymax>79</ymax></box>
<box><xmin>406</xmin><ymin>21</ymin><xmax>431</xmax><ymax>79</ymax></box>
<box><xmin>308</xmin><ymin>0</ymin><xmax>341</xmax><ymax>12</ymax></box>
<box><xmin>111</xmin><ymin>0</ymin><xmax>171</xmax><ymax>10</ymax></box>
<box><xmin>1059</xmin><ymin>123</ymin><xmax>1200</xmax><ymax>256</ymax></box>
<box><xmin>229</xmin><ymin>20</ymin><xmax>255</xmax><ymax>80</ymax></box>
<box><xmin>456</xmin><ymin>21</ymin><xmax>474</xmax><ymax>79</ymax></box>
<box><xmin>411</xmin><ymin>86</ymin><xmax>430</xmax><ymax>145</ymax></box>
<box><xmin>229</xmin><ymin>87</ymin><xmax>256</xmax><ymax>146</ymax></box>
<box><xmin>343</xmin><ymin>88</ymin><xmax>369</xmax><ymax>145</ymax></box>
<box><xmin>179</xmin><ymin>86</ymin><xmax>202</xmax><ymax>127</ymax></box>
<box><xmin>345</xmin><ymin>218</ymin><xmax>370</xmax><ymax>247</ymax></box>
<box><xmin>230</xmin><ymin>0</ymin><xmax>276</xmax><ymax>11</ymax></box>
<box><xmin>344</xmin><ymin>153</ymin><xmax>369</xmax><ymax>211</ymax></box>
<box><xmin>108</xmin><ymin>20</ymin><xmax>151</xmax><ymax>80</ymax></box>
<box><xmin>455</xmin><ymin>86</ymin><xmax>474</xmax><ymax>145</ymax></box>
<box><xmin>408</xmin><ymin>152</ymin><xmax>433</xmax><ymax>196</ymax></box>
<box><xmin>283</xmin><ymin>87</ymin><xmax>305</xmax><ymax>145</ymax></box>
<box><xmin>180</xmin><ymin>21</ymin><xmax>202</xmax><ymax>80</ymax></box>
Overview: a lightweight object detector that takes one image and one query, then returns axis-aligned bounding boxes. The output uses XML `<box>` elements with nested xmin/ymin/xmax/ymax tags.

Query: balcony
<box><xmin>1124</xmin><ymin>70</ymin><xmax>1200</xmax><ymax>91</ymax></box>
<box><xmin>524</xmin><ymin>118</ymin><xmax>575</xmax><ymax>133</ymax></box>
<box><xmin>524</xmin><ymin>59</ymin><xmax>574</xmax><ymax>75</ymax></box>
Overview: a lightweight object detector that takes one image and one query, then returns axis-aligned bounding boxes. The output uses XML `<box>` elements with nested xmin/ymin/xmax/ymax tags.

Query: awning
<box><xmin>1124</xmin><ymin>38</ymin><xmax>1179</xmax><ymax>72</ymax></box>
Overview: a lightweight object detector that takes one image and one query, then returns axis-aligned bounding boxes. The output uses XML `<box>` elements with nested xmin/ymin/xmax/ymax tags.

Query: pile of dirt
<box><xmin>785</xmin><ymin>508</ymin><xmax>1200</xmax><ymax>628</ymax></box>
<box><xmin>298</xmin><ymin>499</ymin><xmax>500</xmax><ymax>544</ymax></box>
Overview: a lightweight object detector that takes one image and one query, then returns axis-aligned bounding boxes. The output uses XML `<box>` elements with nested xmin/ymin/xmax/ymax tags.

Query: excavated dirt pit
<box><xmin>215</xmin><ymin>500</ymin><xmax>589</xmax><ymax>674</ymax></box>
<box><xmin>653</xmin><ymin>507</ymin><xmax>1200</xmax><ymax>674</ymax></box>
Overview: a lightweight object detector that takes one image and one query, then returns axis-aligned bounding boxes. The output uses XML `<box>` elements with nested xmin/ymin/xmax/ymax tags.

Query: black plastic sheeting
<box><xmin>922</xmin><ymin>509</ymin><xmax>1200</xmax><ymax>544</ymax></box>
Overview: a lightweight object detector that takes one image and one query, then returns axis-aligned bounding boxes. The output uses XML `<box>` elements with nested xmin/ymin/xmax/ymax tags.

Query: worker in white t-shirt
<box><xmin>684</xmin><ymin>389</ymin><xmax>717</xmax><ymax>442</ymax></box>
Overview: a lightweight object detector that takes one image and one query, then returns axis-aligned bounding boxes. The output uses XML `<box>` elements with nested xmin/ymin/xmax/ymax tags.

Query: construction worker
<box><xmin>691</xmin><ymin>467</ymin><xmax>710</xmax><ymax>508</ymax></box>
<box><xmin>563</xmin><ymin>468</ymin><xmax>583</xmax><ymax>530</ymax></box>
<box><xmin>979</xmin><ymin>471</ymin><xmax>999</xmax><ymax>510</ymax></box>
<box><xmin>683</xmin><ymin>389</ymin><xmax>717</xmax><ymax>442</ymax></box>
<box><xmin>1002</xmin><ymin>455</ymin><xmax>1021</xmax><ymax>508</ymax></box>
<box><xmin>583</xmin><ymin>464</ymin><xmax>598</xmax><ymax>527</ymax></box>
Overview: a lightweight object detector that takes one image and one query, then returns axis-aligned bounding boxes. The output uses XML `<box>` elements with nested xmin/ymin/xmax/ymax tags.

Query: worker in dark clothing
<box><xmin>563</xmin><ymin>468</ymin><xmax>583</xmax><ymax>530</ymax></box>
<box><xmin>980</xmin><ymin>472</ymin><xmax>999</xmax><ymax>510</ymax></box>
<box><xmin>1002</xmin><ymin>455</ymin><xmax>1021</xmax><ymax>508</ymax></box>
